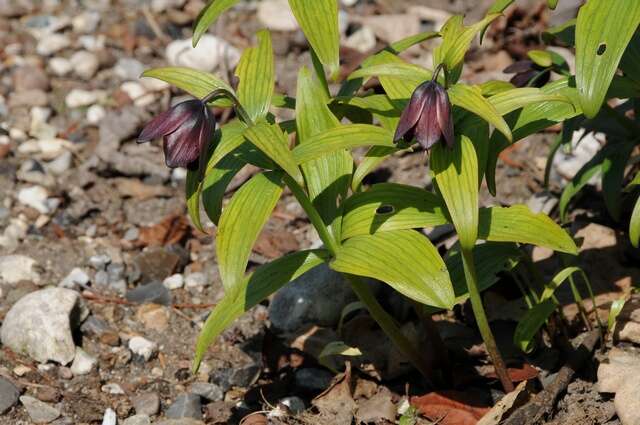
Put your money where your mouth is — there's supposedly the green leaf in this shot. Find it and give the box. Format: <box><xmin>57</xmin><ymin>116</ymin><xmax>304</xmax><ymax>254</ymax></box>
<box><xmin>142</xmin><ymin>67</ymin><xmax>234</xmax><ymax>106</ymax></box>
<box><xmin>289</xmin><ymin>0</ymin><xmax>340</xmax><ymax>77</ymax></box>
<box><xmin>295</xmin><ymin>67</ymin><xmax>352</xmax><ymax>242</ymax></box>
<box><xmin>389</xmin><ymin>31</ymin><xmax>440</xmax><ymax>54</ymax></box>
<box><xmin>341</xmin><ymin>183</ymin><xmax>448</xmax><ymax>240</ymax></box>
<box><xmin>193</xmin><ymin>249</ymin><xmax>328</xmax><ymax>370</ymax></box>
<box><xmin>514</xmin><ymin>299</ymin><xmax>556</xmax><ymax>353</ymax></box>
<box><xmin>621</xmin><ymin>31</ymin><xmax>640</xmax><ymax>85</ymax></box>
<box><xmin>432</xmin><ymin>135</ymin><xmax>478</xmax><ymax>250</ymax></box>
<box><xmin>539</xmin><ymin>266</ymin><xmax>582</xmax><ymax>302</ymax></box>
<box><xmin>207</xmin><ymin>120</ymin><xmax>247</xmax><ymax>171</ymax></box>
<box><xmin>186</xmin><ymin>168</ymin><xmax>204</xmax><ymax>232</ymax></box>
<box><xmin>478</xmin><ymin>205</ymin><xmax>578</xmax><ymax>254</ymax></box>
<box><xmin>331</xmin><ymin>230</ymin><xmax>454</xmax><ymax>309</ymax></box>
<box><xmin>244</xmin><ymin>121</ymin><xmax>304</xmax><ymax>186</ymax></box>
<box><xmin>609</xmin><ymin>298</ymin><xmax>627</xmax><ymax>332</ymax></box>
<box><xmin>543</xmin><ymin>19</ymin><xmax>576</xmax><ymax>46</ymax></box>
<box><xmin>575</xmin><ymin>0</ymin><xmax>640</xmax><ymax>117</ymax></box>
<box><xmin>446</xmin><ymin>242</ymin><xmax>520</xmax><ymax>305</ymax></box>
<box><xmin>547</xmin><ymin>0</ymin><xmax>559</xmax><ymax>9</ymax></box>
<box><xmin>201</xmin><ymin>155</ymin><xmax>244</xmax><ymax>226</ymax></box>
<box><xmin>631</xmin><ymin>195</ymin><xmax>640</xmax><ymax>248</ymax></box>
<box><xmin>235</xmin><ymin>30</ymin><xmax>275</xmax><ymax>122</ymax></box>
<box><xmin>351</xmin><ymin>146</ymin><xmax>404</xmax><ymax>192</ymax></box>
<box><xmin>339</xmin><ymin>95</ymin><xmax>402</xmax><ymax>131</ymax></box>
<box><xmin>217</xmin><ymin>171</ymin><xmax>284</xmax><ymax>293</ymax></box>
<box><xmin>480</xmin><ymin>1</ymin><xmax>513</xmax><ymax>41</ymax></box>
<box><xmin>318</xmin><ymin>341</ymin><xmax>362</xmax><ymax>372</ymax></box>
<box><xmin>192</xmin><ymin>0</ymin><xmax>239</xmax><ymax>47</ymax></box>
<box><xmin>433</xmin><ymin>13</ymin><xmax>501</xmax><ymax>83</ymax></box>
<box><xmin>527</xmin><ymin>50</ymin><xmax>553</xmax><ymax>67</ymax></box>
<box><xmin>292</xmin><ymin>124</ymin><xmax>393</xmax><ymax>164</ymax></box>
<box><xmin>348</xmin><ymin>62</ymin><xmax>431</xmax><ymax>83</ymax></box>
<box><xmin>448</xmin><ymin>84</ymin><xmax>512</xmax><ymax>142</ymax></box>
<box><xmin>479</xmin><ymin>80</ymin><xmax>515</xmax><ymax>96</ymax></box>
<box><xmin>488</xmin><ymin>88</ymin><xmax>572</xmax><ymax>116</ymax></box>
<box><xmin>602</xmin><ymin>145</ymin><xmax>633</xmax><ymax>221</ymax></box>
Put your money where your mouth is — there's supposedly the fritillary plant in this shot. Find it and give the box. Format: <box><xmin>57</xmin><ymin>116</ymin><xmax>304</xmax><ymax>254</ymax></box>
<box><xmin>137</xmin><ymin>0</ymin><xmax>640</xmax><ymax>392</ymax></box>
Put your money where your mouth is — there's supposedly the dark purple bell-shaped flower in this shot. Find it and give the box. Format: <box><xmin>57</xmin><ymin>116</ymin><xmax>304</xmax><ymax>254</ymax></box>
<box><xmin>393</xmin><ymin>79</ymin><xmax>454</xmax><ymax>150</ymax></box>
<box><xmin>138</xmin><ymin>99</ymin><xmax>215</xmax><ymax>170</ymax></box>
<box><xmin>503</xmin><ymin>60</ymin><xmax>550</xmax><ymax>88</ymax></box>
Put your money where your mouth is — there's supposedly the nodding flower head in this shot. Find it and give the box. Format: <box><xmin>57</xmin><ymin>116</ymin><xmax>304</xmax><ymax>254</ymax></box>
<box><xmin>138</xmin><ymin>99</ymin><xmax>215</xmax><ymax>170</ymax></box>
<box><xmin>393</xmin><ymin>78</ymin><xmax>454</xmax><ymax>150</ymax></box>
<box><xmin>503</xmin><ymin>60</ymin><xmax>550</xmax><ymax>88</ymax></box>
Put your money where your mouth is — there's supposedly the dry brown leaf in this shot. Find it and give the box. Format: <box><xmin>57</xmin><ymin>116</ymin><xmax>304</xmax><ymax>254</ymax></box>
<box><xmin>312</xmin><ymin>363</ymin><xmax>356</xmax><ymax>425</ymax></box>
<box><xmin>137</xmin><ymin>214</ymin><xmax>190</xmax><ymax>247</ymax></box>
<box><xmin>411</xmin><ymin>390</ymin><xmax>491</xmax><ymax>425</ymax></box>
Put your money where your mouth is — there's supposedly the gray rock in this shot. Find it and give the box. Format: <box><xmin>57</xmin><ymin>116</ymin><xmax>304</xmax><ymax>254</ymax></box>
<box><xmin>70</xmin><ymin>51</ymin><xmax>100</xmax><ymax>79</ymax></box>
<box><xmin>59</xmin><ymin>267</ymin><xmax>90</xmax><ymax>289</ymax></box>
<box><xmin>123</xmin><ymin>414</ymin><xmax>151</xmax><ymax>425</ymax></box>
<box><xmin>0</xmin><ymin>376</ymin><xmax>20</xmax><ymax>414</ymax></box>
<box><xmin>94</xmin><ymin>270</ymin><xmax>109</xmax><ymax>287</ymax></box>
<box><xmin>36</xmin><ymin>34</ymin><xmax>70</xmax><ymax>56</ymax></box>
<box><xmin>131</xmin><ymin>392</ymin><xmax>160</xmax><ymax>416</ymax></box>
<box><xmin>46</xmin><ymin>151</ymin><xmax>73</xmax><ymax>175</ymax></box>
<box><xmin>123</xmin><ymin>227</ymin><xmax>139</xmax><ymax>241</ymax></box>
<box><xmin>166</xmin><ymin>394</ymin><xmax>202</xmax><ymax>420</ymax></box>
<box><xmin>89</xmin><ymin>254</ymin><xmax>111</xmax><ymax>271</ymax></box>
<box><xmin>155</xmin><ymin>420</ymin><xmax>205</xmax><ymax>425</ymax></box>
<box><xmin>9</xmin><ymin>89</ymin><xmax>48</xmax><ymax>107</ymax></box>
<box><xmin>107</xmin><ymin>263</ymin><xmax>126</xmax><ymax>282</ymax></box>
<box><xmin>125</xmin><ymin>282</ymin><xmax>171</xmax><ymax>305</ymax></box>
<box><xmin>269</xmin><ymin>263</ymin><xmax>355</xmax><ymax>332</ymax></box>
<box><xmin>280</xmin><ymin>396</ymin><xmax>305</xmax><ymax>414</ymax></box>
<box><xmin>133</xmin><ymin>247</ymin><xmax>181</xmax><ymax>284</ymax></box>
<box><xmin>210</xmin><ymin>352</ymin><xmax>261</xmax><ymax>392</ymax></box>
<box><xmin>70</xmin><ymin>347</ymin><xmax>97</xmax><ymax>375</ymax></box>
<box><xmin>1</xmin><ymin>287</ymin><xmax>88</xmax><ymax>364</ymax></box>
<box><xmin>114</xmin><ymin>58</ymin><xmax>145</xmax><ymax>81</ymax></box>
<box><xmin>165</xmin><ymin>35</ymin><xmax>240</xmax><ymax>72</ymax></box>
<box><xmin>14</xmin><ymin>65</ymin><xmax>49</xmax><ymax>92</ymax></box>
<box><xmin>72</xmin><ymin>11</ymin><xmax>101</xmax><ymax>33</ymax></box>
<box><xmin>189</xmin><ymin>383</ymin><xmax>223</xmax><ymax>402</ymax></box>
<box><xmin>80</xmin><ymin>316</ymin><xmax>119</xmax><ymax>345</ymax></box>
<box><xmin>184</xmin><ymin>272</ymin><xmax>207</xmax><ymax>288</ymax></box>
<box><xmin>0</xmin><ymin>255</ymin><xmax>40</xmax><ymax>285</ymax></box>
<box><xmin>20</xmin><ymin>395</ymin><xmax>61</xmax><ymax>423</ymax></box>
<box><xmin>294</xmin><ymin>368</ymin><xmax>333</xmax><ymax>392</ymax></box>
<box><xmin>17</xmin><ymin>186</ymin><xmax>50</xmax><ymax>214</ymax></box>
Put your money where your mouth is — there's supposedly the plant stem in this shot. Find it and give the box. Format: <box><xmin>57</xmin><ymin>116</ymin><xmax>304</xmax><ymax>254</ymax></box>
<box><xmin>461</xmin><ymin>248</ymin><xmax>514</xmax><ymax>393</ymax></box>
<box><xmin>283</xmin><ymin>175</ymin><xmax>339</xmax><ymax>256</ymax></box>
<box><xmin>347</xmin><ymin>274</ymin><xmax>434</xmax><ymax>385</ymax></box>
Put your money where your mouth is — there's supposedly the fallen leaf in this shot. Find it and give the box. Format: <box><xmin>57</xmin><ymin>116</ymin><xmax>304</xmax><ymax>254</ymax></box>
<box><xmin>253</xmin><ymin>226</ymin><xmax>299</xmax><ymax>259</ymax></box>
<box><xmin>137</xmin><ymin>214</ymin><xmax>190</xmax><ymax>247</ymax></box>
<box><xmin>484</xmin><ymin>363</ymin><xmax>539</xmax><ymax>383</ymax></box>
<box><xmin>411</xmin><ymin>390</ymin><xmax>491</xmax><ymax>425</ymax></box>
<box><xmin>112</xmin><ymin>177</ymin><xmax>172</xmax><ymax>200</ymax></box>
<box><xmin>356</xmin><ymin>387</ymin><xmax>397</xmax><ymax>424</ymax></box>
<box><xmin>476</xmin><ymin>380</ymin><xmax>534</xmax><ymax>425</ymax></box>
<box><xmin>312</xmin><ymin>363</ymin><xmax>356</xmax><ymax>425</ymax></box>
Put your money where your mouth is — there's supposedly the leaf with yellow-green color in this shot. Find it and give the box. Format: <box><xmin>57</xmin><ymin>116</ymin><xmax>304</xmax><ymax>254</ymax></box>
<box><xmin>448</xmin><ymin>84</ymin><xmax>512</xmax><ymax>142</ymax></box>
<box><xmin>192</xmin><ymin>0</ymin><xmax>239</xmax><ymax>47</ymax></box>
<box><xmin>235</xmin><ymin>30</ymin><xmax>275</xmax><ymax>121</ymax></box>
<box><xmin>142</xmin><ymin>67</ymin><xmax>234</xmax><ymax>107</ymax></box>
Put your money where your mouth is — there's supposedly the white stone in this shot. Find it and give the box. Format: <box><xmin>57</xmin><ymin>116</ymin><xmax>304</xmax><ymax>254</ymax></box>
<box><xmin>36</xmin><ymin>33</ymin><xmax>71</xmax><ymax>56</ymax></box>
<box><xmin>128</xmin><ymin>336</ymin><xmax>157</xmax><ymax>361</ymax></box>
<box><xmin>341</xmin><ymin>0</ymin><xmax>359</xmax><ymax>6</ymax></box>
<box><xmin>72</xmin><ymin>11</ymin><xmax>101</xmax><ymax>34</ymax></box>
<box><xmin>70</xmin><ymin>347</ymin><xmax>97</xmax><ymax>375</ymax></box>
<box><xmin>102</xmin><ymin>408</ymin><xmax>117</xmax><ymax>425</ymax></box>
<box><xmin>120</xmin><ymin>81</ymin><xmax>155</xmax><ymax>107</ymax></box>
<box><xmin>185</xmin><ymin>272</ymin><xmax>207</xmax><ymax>288</ymax></box>
<box><xmin>70</xmin><ymin>50</ymin><xmax>100</xmax><ymax>79</ymax></box>
<box><xmin>78</xmin><ymin>35</ymin><xmax>106</xmax><ymax>51</ymax></box>
<box><xmin>65</xmin><ymin>89</ymin><xmax>105</xmax><ymax>108</ymax></box>
<box><xmin>59</xmin><ymin>267</ymin><xmax>90</xmax><ymax>289</ymax></box>
<box><xmin>166</xmin><ymin>35</ymin><xmax>240</xmax><ymax>72</ymax></box>
<box><xmin>114</xmin><ymin>57</ymin><xmax>145</xmax><ymax>81</ymax></box>
<box><xmin>140</xmin><ymin>77</ymin><xmax>170</xmax><ymax>92</ymax></box>
<box><xmin>102</xmin><ymin>383</ymin><xmax>125</xmax><ymax>395</ymax></box>
<box><xmin>1</xmin><ymin>288</ymin><xmax>89</xmax><ymax>364</ymax></box>
<box><xmin>344</xmin><ymin>26</ymin><xmax>376</xmax><ymax>53</ymax></box>
<box><xmin>46</xmin><ymin>150</ymin><xmax>73</xmax><ymax>175</ymax></box>
<box><xmin>86</xmin><ymin>104</ymin><xmax>106</xmax><ymax>125</ymax></box>
<box><xmin>257</xmin><ymin>0</ymin><xmax>299</xmax><ymax>31</ymax></box>
<box><xmin>49</xmin><ymin>57</ymin><xmax>73</xmax><ymax>77</ymax></box>
<box><xmin>553</xmin><ymin>129</ymin><xmax>604</xmax><ymax>182</ymax></box>
<box><xmin>17</xmin><ymin>186</ymin><xmax>50</xmax><ymax>214</ymax></box>
<box><xmin>163</xmin><ymin>274</ymin><xmax>184</xmax><ymax>290</ymax></box>
<box><xmin>0</xmin><ymin>255</ymin><xmax>40</xmax><ymax>285</ymax></box>
<box><xmin>151</xmin><ymin>0</ymin><xmax>186</xmax><ymax>13</ymax></box>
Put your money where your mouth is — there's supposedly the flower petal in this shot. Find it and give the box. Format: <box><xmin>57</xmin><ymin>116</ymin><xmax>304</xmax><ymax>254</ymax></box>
<box><xmin>503</xmin><ymin>60</ymin><xmax>535</xmax><ymax>74</ymax></box>
<box><xmin>435</xmin><ymin>86</ymin><xmax>454</xmax><ymax>148</ymax></box>
<box><xmin>393</xmin><ymin>81</ymin><xmax>431</xmax><ymax>143</ymax></box>
<box><xmin>163</xmin><ymin>114</ymin><xmax>206</xmax><ymax>168</ymax></box>
<box><xmin>138</xmin><ymin>99</ymin><xmax>203</xmax><ymax>142</ymax></box>
<box><xmin>415</xmin><ymin>90</ymin><xmax>440</xmax><ymax>150</ymax></box>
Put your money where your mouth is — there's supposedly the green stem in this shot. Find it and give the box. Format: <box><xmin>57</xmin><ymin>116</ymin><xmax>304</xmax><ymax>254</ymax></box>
<box><xmin>461</xmin><ymin>248</ymin><xmax>514</xmax><ymax>393</ymax></box>
<box><xmin>201</xmin><ymin>88</ymin><xmax>253</xmax><ymax>125</ymax></box>
<box><xmin>347</xmin><ymin>274</ymin><xmax>434</xmax><ymax>385</ymax></box>
<box><xmin>283</xmin><ymin>174</ymin><xmax>339</xmax><ymax>256</ymax></box>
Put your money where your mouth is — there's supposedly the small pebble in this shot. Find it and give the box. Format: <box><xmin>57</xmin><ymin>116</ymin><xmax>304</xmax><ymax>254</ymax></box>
<box><xmin>131</xmin><ymin>392</ymin><xmax>160</xmax><ymax>416</ymax></box>
<box><xmin>123</xmin><ymin>414</ymin><xmax>151</xmax><ymax>425</ymax></box>
<box><xmin>48</xmin><ymin>57</ymin><xmax>72</xmax><ymax>77</ymax></box>
<box><xmin>59</xmin><ymin>267</ymin><xmax>90</xmax><ymax>289</ymax></box>
<box><xmin>128</xmin><ymin>336</ymin><xmax>157</xmax><ymax>361</ymax></box>
<box><xmin>163</xmin><ymin>274</ymin><xmax>184</xmax><ymax>290</ymax></box>
<box><xmin>87</xmin><ymin>104</ymin><xmax>106</xmax><ymax>124</ymax></box>
<box><xmin>89</xmin><ymin>254</ymin><xmax>111</xmax><ymax>271</ymax></box>
<box><xmin>70</xmin><ymin>347</ymin><xmax>97</xmax><ymax>375</ymax></box>
<box><xmin>70</xmin><ymin>50</ymin><xmax>100</xmax><ymax>79</ymax></box>
<box><xmin>102</xmin><ymin>407</ymin><xmax>117</xmax><ymax>425</ymax></box>
<box><xmin>185</xmin><ymin>272</ymin><xmax>207</xmax><ymax>288</ymax></box>
<box><xmin>101</xmin><ymin>383</ymin><xmax>125</xmax><ymax>395</ymax></box>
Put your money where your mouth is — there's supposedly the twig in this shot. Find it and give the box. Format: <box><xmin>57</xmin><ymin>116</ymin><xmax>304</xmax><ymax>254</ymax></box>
<box><xmin>82</xmin><ymin>291</ymin><xmax>216</xmax><ymax>309</ymax></box>
<box><xmin>502</xmin><ymin>329</ymin><xmax>600</xmax><ymax>425</ymax></box>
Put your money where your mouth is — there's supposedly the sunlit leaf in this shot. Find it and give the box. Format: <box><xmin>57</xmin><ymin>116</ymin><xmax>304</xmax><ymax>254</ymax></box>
<box><xmin>193</xmin><ymin>249</ymin><xmax>329</xmax><ymax>370</ymax></box>
<box><xmin>540</xmin><ymin>266</ymin><xmax>582</xmax><ymax>302</ymax></box>
<box><xmin>142</xmin><ymin>67</ymin><xmax>234</xmax><ymax>107</ymax></box>
<box><xmin>289</xmin><ymin>0</ymin><xmax>340</xmax><ymax>77</ymax></box>
<box><xmin>575</xmin><ymin>0</ymin><xmax>640</xmax><ymax>117</ymax></box>
<box><xmin>478</xmin><ymin>205</ymin><xmax>578</xmax><ymax>254</ymax></box>
<box><xmin>217</xmin><ymin>172</ymin><xmax>284</xmax><ymax>293</ymax></box>
<box><xmin>244</xmin><ymin>121</ymin><xmax>304</xmax><ymax>185</ymax></box>
<box><xmin>192</xmin><ymin>0</ymin><xmax>239</xmax><ymax>47</ymax></box>
<box><xmin>292</xmin><ymin>124</ymin><xmax>393</xmax><ymax>164</ymax></box>
<box><xmin>609</xmin><ymin>298</ymin><xmax>627</xmax><ymax>332</ymax></box>
<box><xmin>341</xmin><ymin>183</ymin><xmax>447</xmax><ymax>240</ymax></box>
<box><xmin>348</xmin><ymin>62</ymin><xmax>431</xmax><ymax>83</ymax></box>
<box><xmin>235</xmin><ymin>30</ymin><xmax>275</xmax><ymax>121</ymax></box>
<box><xmin>631</xmin><ymin>196</ymin><xmax>640</xmax><ymax>248</ymax></box>
<box><xmin>331</xmin><ymin>230</ymin><xmax>454</xmax><ymax>309</ymax></box>
<box><xmin>527</xmin><ymin>50</ymin><xmax>553</xmax><ymax>67</ymax></box>
<box><xmin>432</xmin><ymin>135</ymin><xmax>478</xmax><ymax>250</ymax></box>
<box><xmin>488</xmin><ymin>88</ymin><xmax>572</xmax><ymax>116</ymax></box>
<box><xmin>318</xmin><ymin>341</ymin><xmax>362</xmax><ymax>372</ymax></box>
<box><xmin>448</xmin><ymin>84</ymin><xmax>512</xmax><ymax>141</ymax></box>
<box><xmin>351</xmin><ymin>146</ymin><xmax>405</xmax><ymax>192</ymax></box>
<box><xmin>295</xmin><ymin>67</ymin><xmax>352</xmax><ymax>242</ymax></box>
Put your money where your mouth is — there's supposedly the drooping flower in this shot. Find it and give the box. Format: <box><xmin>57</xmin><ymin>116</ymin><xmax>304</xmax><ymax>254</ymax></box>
<box><xmin>503</xmin><ymin>60</ymin><xmax>550</xmax><ymax>88</ymax></box>
<box><xmin>393</xmin><ymin>80</ymin><xmax>454</xmax><ymax>150</ymax></box>
<box><xmin>138</xmin><ymin>99</ymin><xmax>215</xmax><ymax>170</ymax></box>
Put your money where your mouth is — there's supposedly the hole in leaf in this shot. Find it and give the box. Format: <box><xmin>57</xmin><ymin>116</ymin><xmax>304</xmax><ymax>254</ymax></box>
<box><xmin>597</xmin><ymin>43</ymin><xmax>607</xmax><ymax>56</ymax></box>
<box><xmin>376</xmin><ymin>205</ymin><xmax>395</xmax><ymax>215</ymax></box>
